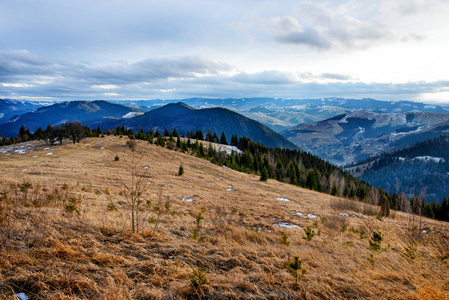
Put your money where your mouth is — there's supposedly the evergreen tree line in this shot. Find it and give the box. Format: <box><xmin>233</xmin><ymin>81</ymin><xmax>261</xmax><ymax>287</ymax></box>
<box><xmin>4</xmin><ymin>123</ymin><xmax>449</xmax><ymax>222</ymax></box>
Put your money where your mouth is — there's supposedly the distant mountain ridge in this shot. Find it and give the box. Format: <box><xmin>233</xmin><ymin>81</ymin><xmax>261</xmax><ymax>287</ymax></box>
<box><xmin>282</xmin><ymin>111</ymin><xmax>449</xmax><ymax>165</ymax></box>
<box><xmin>101</xmin><ymin>102</ymin><xmax>298</xmax><ymax>150</ymax></box>
<box><xmin>0</xmin><ymin>99</ymin><xmax>40</xmax><ymax>124</ymax></box>
<box><xmin>0</xmin><ymin>100</ymin><xmax>140</xmax><ymax>138</ymax></box>
<box><xmin>3</xmin><ymin>97</ymin><xmax>448</xmax><ymax>134</ymax></box>
<box><xmin>111</xmin><ymin>97</ymin><xmax>449</xmax><ymax>132</ymax></box>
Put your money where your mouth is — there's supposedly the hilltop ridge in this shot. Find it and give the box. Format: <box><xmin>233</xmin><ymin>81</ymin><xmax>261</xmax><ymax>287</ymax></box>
<box><xmin>0</xmin><ymin>136</ymin><xmax>448</xmax><ymax>299</ymax></box>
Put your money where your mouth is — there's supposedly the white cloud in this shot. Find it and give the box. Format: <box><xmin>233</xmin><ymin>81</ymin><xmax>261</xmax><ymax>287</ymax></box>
<box><xmin>92</xmin><ymin>85</ymin><xmax>118</xmax><ymax>89</ymax></box>
<box><xmin>2</xmin><ymin>82</ymin><xmax>34</xmax><ymax>87</ymax></box>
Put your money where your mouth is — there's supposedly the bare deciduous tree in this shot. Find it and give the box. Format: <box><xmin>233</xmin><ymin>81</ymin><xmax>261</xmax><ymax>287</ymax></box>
<box><xmin>118</xmin><ymin>141</ymin><xmax>150</xmax><ymax>232</ymax></box>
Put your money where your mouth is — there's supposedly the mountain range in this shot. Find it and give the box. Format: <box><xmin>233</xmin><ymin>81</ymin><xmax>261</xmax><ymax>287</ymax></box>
<box><xmin>111</xmin><ymin>97</ymin><xmax>449</xmax><ymax>132</ymax></box>
<box><xmin>0</xmin><ymin>100</ymin><xmax>140</xmax><ymax>138</ymax></box>
<box><xmin>282</xmin><ymin>111</ymin><xmax>449</xmax><ymax>165</ymax></box>
<box><xmin>0</xmin><ymin>99</ymin><xmax>40</xmax><ymax>124</ymax></box>
<box><xmin>0</xmin><ymin>100</ymin><xmax>297</xmax><ymax>150</ymax></box>
<box><xmin>100</xmin><ymin>102</ymin><xmax>298</xmax><ymax>150</ymax></box>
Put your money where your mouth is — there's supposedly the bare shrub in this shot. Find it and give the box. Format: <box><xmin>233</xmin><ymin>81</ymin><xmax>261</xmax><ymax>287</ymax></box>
<box><xmin>326</xmin><ymin>215</ymin><xmax>350</xmax><ymax>232</ymax></box>
<box><xmin>166</xmin><ymin>141</ymin><xmax>176</xmax><ymax>150</ymax></box>
<box><xmin>126</xmin><ymin>139</ymin><xmax>138</xmax><ymax>151</ymax></box>
<box><xmin>331</xmin><ymin>198</ymin><xmax>359</xmax><ymax>213</ymax></box>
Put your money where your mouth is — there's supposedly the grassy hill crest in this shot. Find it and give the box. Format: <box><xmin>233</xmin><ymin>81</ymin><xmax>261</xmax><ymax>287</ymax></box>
<box><xmin>0</xmin><ymin>136</ymin><xmax>448</xmax><ymax>299</ymax></box>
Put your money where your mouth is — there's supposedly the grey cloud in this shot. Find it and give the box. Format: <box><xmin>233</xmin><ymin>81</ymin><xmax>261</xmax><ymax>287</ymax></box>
<box><xmin>401</xmin><ymin>33</ymin><xmax>427</xmax><ymax>42</ymax></box>
<box><xmin>231</xmin><ymin>70</ymin><xmax>298</xmax><ymax>85</ymax></box>
<box><xmin>1</xmin><ymin>51</ymin><xmax>448</xmax><ymax>103</ymax></box>
<box><xmin>270</xmin><ymin>16</ymin><xmax>331</xmax><ymax>49</ymax></box>
<box><xmin>320</xmin><ymin>73</ymin><xmax>353</xmax><ymax>81</ymax></box>
<box><xmin>0</xmin><ymin>50</ymin><xmax>62</xmax><ymax>78</ymax></box>
<box><xmin>2</xmin><ymin>68</ymin><xmax>449</xmax><ymax>103</ymax></box>
<box><xmin>270</xmin><ymin>2</ymin><xmax>394</xmax><ymax>51</ymax></box>
<box><xmin>0</xmin><ymin>51</ymin><xmax>233</xmax><ymax>86</ymax></box>
<box><xmin>395</xmin><ymin>0</ymin><xmax>444</xmax><ymax>15</ymax></box>
<box><xmin>275</xmin><ymin>28</ymin><xmax>331</xmax><ymax>49</ymax></box>
<box><xmin>84</xmin><ymin>56</ymin><xmax>234</xmax><ymax>84</ymax></box>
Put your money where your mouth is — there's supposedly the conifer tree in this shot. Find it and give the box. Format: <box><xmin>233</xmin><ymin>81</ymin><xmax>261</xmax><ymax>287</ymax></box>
<box><xmin>286</xmin><ymin>256</ymin><xmax>306</xmax><ymax>285</ymax></box>
<box><xmin>220</xmin><ymin>132</ymin><xmax>227</xmax><ymax>145</ymax></box>
<box><xmin>260</xmin><ymin>167</ymin><xmax>269</xmax><ymax>181</ymax></box>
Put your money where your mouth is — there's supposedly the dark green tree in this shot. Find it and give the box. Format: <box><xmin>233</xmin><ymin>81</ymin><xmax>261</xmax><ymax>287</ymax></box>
<box><xmin>220</xmin><ymin>131</ymin><xmax>227</xmax><ymax>145</ymax></box>
<box><xmin>260</xmin><ymin>167</ymin><xmax>269</xmax><ymax>181</ymax></box>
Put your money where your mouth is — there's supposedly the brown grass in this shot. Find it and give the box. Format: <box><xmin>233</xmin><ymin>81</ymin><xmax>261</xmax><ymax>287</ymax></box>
<box><xmin>0</xmin><ymin>136</ymin><xmax>448</xmax><ymax>299</ymax></box>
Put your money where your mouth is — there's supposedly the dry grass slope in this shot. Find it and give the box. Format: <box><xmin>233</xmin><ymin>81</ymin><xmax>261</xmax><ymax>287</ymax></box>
<box><xmin>0</xmin><ymin>137</ymin><xmax>448</xmax><ymax>299</ymax></box>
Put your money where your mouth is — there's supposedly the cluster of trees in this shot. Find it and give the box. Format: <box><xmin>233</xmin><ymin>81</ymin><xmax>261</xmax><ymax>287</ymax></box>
<box><xmin>4</xmin><ymin>123</ymin><xmax>449</xmax><ymax>222</ymax></box>
<box><xmin>0</xmin><ymin>122</ymin><xmax>101</xmax><ymax>146</ymax></box>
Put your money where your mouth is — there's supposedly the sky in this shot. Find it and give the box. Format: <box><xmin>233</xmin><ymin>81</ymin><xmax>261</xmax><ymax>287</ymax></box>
<box><xmin>1</xmin><ymin>0</ymin><xmax>449</xmax><ymax>104</ymax></box>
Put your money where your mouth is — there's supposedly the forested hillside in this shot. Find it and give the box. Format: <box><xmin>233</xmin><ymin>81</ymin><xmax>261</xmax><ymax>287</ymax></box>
<box><xmin>100</xmin><ymin>102</ymin><xmax>298</xmax><ymax>150</ymax></box>
<box><xmin>348</xmin><ymin>136</ymin><xmax>449</xmax><ymax>204</ymax></box>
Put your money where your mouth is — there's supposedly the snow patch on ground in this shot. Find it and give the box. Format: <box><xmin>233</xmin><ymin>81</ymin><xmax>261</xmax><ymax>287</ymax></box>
<box><xmin>9</xmin><ymin>115</ymin><xmax>20</xmax><ymax>122</ymax></box>
<box><xmin>16</xmin><ymin>293</ymin><xmax>29</xmax><ymax>300</ymax></box>
<box><xmin>227</xmin><ymin>185</ymin><xmax>235</xmax><ymax>191</ymax></box>
<box><xmin>276</xmin><ymin>197</ymin><xmax>293</xmax><ymax>202</ymax></box>
<box><xmin>122</xmin><ymin>112</ymin><xmax>138</xmax><ymax>119</ymax></box>
<box><xmin>46</xmin><ymin>152</ymin><xmax>53</xmax><ymax>155</ymax></box>
<box><xmin>274</xmin><ymin>222</ymin><xmax>301</xmax><ymax>229</ymax></box>
<box><xmin>292</xmin><ymin>211</ymin><xmax>319</xmax><ymax>218</ymax></box>
<box><xmin>212</xmin><ymin>144</ymin><xmax>243</xmax><ymax>155</ymax></box>
<box><xmin>182</xmin><ymin>197</ymin><xmax>194</xmax><ymax>202</ymax></box>
<box><xmin>338</xmin><ymin>212</ymin><xmax>359</xmax><ymax>218</ymax></box>
<box><xmin>414</xmin><ymin>156</ymin><xmax>445</xmax><ymax>163</ymax></box>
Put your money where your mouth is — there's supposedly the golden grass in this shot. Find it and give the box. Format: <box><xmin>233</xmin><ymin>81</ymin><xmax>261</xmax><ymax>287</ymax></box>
<box><xmin>0</xmin><ymin>136</ymin><xmax>448</xmax><ymax>299</ymax></box>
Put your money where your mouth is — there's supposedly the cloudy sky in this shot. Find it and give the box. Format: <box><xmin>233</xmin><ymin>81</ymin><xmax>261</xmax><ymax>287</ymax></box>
<box><xmin>1</xmin><ymin>0</ymin><xmax>449</xmax><ymax>103</ymax></box>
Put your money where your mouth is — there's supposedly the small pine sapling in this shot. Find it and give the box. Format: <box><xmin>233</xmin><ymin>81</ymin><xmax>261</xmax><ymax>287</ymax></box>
<box><xmin>191</xmin><ymin>208</ymin><xmax>206</xmax><ymax>240</ymax></box>
<box><xmin>280</xmin><ymin>232</ymin><xmax>290</xmax><ymax>246</ymax></box>
<box><xmin>286</xmin><ymin>256</ymin><xmax>306</xmax><ymax>286</ymax></box>
<box><xmin>303</xmin><ymin>226</ymin><xmax>316</xmax><ymax>241</ymax></box>
<box><xmin>190</xmin><ymin>268</ymin><xmax>208</xmax><ymax>297</ymax></box>
<box><xmin>360</xmin><ymin>228</ymin><xmax>368</xmax><ymax>239</ymax></box>
<box><xmin>369</xmin><ymin>231</ymin><xmax>383</xmax><ymax>251</ymax></box>
<box><xmin>178</xmin><ymin>164</ymin><xmax>184</xmax><ymax>176</ymax></box>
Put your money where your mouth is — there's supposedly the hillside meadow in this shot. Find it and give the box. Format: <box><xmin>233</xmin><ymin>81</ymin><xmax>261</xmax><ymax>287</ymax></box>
<box><xmin>0</xmin><ymin>136</ymin><xmax>448</xmax><ymax>299</ymax></box>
